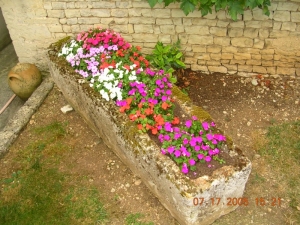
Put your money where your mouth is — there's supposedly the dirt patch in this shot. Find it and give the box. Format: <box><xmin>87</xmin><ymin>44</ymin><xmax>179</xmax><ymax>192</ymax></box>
<box><xmin>1</xmin><ymin>69</ymin><xmax>300</xmax><ymax>224</ymax></box>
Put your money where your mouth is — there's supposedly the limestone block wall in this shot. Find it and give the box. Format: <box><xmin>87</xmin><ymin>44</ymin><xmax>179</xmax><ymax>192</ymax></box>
<box><xmin>0</xmin><ymin>0</ymin><xmax>299</xmax><ymax>76</ymax></box>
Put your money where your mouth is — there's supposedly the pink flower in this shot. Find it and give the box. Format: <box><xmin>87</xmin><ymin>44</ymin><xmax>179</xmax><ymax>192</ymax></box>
<box><xmin>192</xmin><ymin>116</ymin><xmax>198</xmax><ymax>120</ymax></box>
<box><xmin>174</xmin><ymin>150</ymin><xmax>181</xmax><ymax>158</ymax></box>
<box><xmin>202</xmin><ymin>122</ymin><xmax>209</xmax><ymax>131</ymax></box>
<box><xmin>197</xmin><ymin>154</ymin><xmax>204</xmax><ymax>160</ymax></box>
<box><xmin>205</xmin><ymin>156</ymin><xmax>211</xmax><ymax>162</ymax></box>
<box><xmin>185</xmin><ymin>120</ymin><xmax>192</xmax><ymax>128</ymax></box>
<box><xmin>181</xmin><ymin>163</ymin><xmax>189</xmax><ymax>174</ymax></box>
<box><xmin>189</xmin><ymin>159</ymin><xmax>196</xmax><ymax>166</ymax></box>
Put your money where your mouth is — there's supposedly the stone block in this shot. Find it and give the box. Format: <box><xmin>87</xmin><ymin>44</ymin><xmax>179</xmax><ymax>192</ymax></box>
<box><xmin>110</xmin><ymin>24</ymin><xmax>128</xmax><ymax>33</ymax></box>
<box><xmin>74</xmin><ymin>2</ymin><xmax>89</xmax><ymax>9</ymax></box>
<box><xmin>116</xmin><ymin>2</ymin><xmax>132</xmax><ymax>8</ymax></box>
<box><xmin>207</xmin><ymin>46</ymin><xmax>222</xmax><ymax>53</ymax></box>
<box><xmin>262</xmin><ymin>21</ymin><xmax>273</xmax><ymax>28</ymax></box>
<box><xmin>291</xmin><ymin>12</ymin><xmax>300</xmax><ymax>22</ymax></box>
<box><xmin>191</xmin><ymin>64</ymin><xmax>208</xmax><ymax>72</ymax></box>
<box><xmin>160</xmin><ymin>25</ymin><xmax>176</xmax><ymax>34</ymax></box>
<box><xmin>243</xmin><ymin>11</ymin><xmax>253</xmax><ymax>21</ymax></box>
<box><xmin>216</xmin><ymin>21</ymin><xmax>229</xmax><ymax>27</ymax></box>
<box><xmin>91</xmin><ymin>9</ymin><xmax>111</xmax><ymax>17</ymax></box>
<box><xmin>78</xmin><ymin>17</ymin><xmax>100</xmax><ymax>25</ymax></box>
<box><xmin>47</xmin><ymin>10</ymin><xmax>65</xmax><ymax>18</ymax></box>
<box><xmin>252</xmin><ymin>54</ymin><xmax>262</xmax><ymax>60</ymax></box>
<box><xmin>173</xmin><ymin>18</ymin><xmax>183</xmax><ymax>25</ymax></box>
<box><xmin>273</xmin><ymin>11</ymin><xmax>290</xmax><ymax>22</ymax></box>
<box><xmin>175</xmin><ymin>26</ymin><xmax>184</xmax><ymax>33</ymax></box>
<box><xmin>277</xmin><ymin>2</ymin><xmax>299</xmax><ymax>11</ymax></box>
<box><xmin>277</xmin><ymin>67</ymin><xmax>296</xmax><ymax>75</ymax></box>
<box><xmin>192</xmin><ymin>45</ymin><xmax>206</xmax><ymax>53</ymax></box>
<box><xmin>228</xmin><ymin>28</ymin><xmax>243</xmax><ymax>37</ymax></box>
<box><xmin>52</xmin><ymin>2</ymin><xmax>66</xmax><ymax>10</ymax></box>
<box><xmin>253</xmin><ymin>39</ymin><xmax>264</xmax><ymax>49</ymax></box>
<box><xmin>192</xmin><ymin>18</ymin><xmax>217</xmax><ymax>26</ymax></box>
<box><xmin>128</xmin><ymin>8</ymin><xmax>142</xmax><ymax>17</ymax></box>
<box><xmin>134</xmin><ymin>25</ymin><xmax>154</xmax><ymax>33</ymax></box>
<box><xmin>253</xmin><ymin>66</ymin><xmax>267</xmax><ymax>73</ymax></box>
<box><xmin>188</xmin><ymin>35</ymin><xmax>213</xmax><ymax>45</ymax></box>
<box><xmin>183</xmin><ymin>18</ymin><xmax>193</xmax><ymax>26</ymax></box>
<box><xmin>185</xmin><ymin>57</ymin><xmax>198</xmax><ymax>64</ymax></box>
<box><xmin>270</xmin><ymin>30</ymin><xmax>291</xmax><ymax>38</ymax></box>
<box><xmin>229</xmin><ymin>21</ymin><xmax>244</xmax><ymax>28</ymax></box>
<box><xmin>65</xmin><ymin>9</ymin><xmax>79</xmax><ymax>18</ymax></box>
<box><xmin>184</xmin><ymin>26</ymin><xmax>210</xmax><ymax>35</ymax></box>
<box><xmin>238</xmin><ymin>65</ymin><xmax>253</xmax><ymax>72</ymax></box>
<box><xmin>209</xmin><ymin>27</ymin><xmax>227</xmax><ymax>36</ymax></box>
<box><xmin>244</xmin><ymin>28</ymin><xmax>258</xmax><ymax>38</ymax></box>
<box><xmin>224</xmin><ymin>64</ymin><xmax>237</xmax><ymax>71</ymax></box>
<box><xmin>92</xmin><ymin>1</ymin><xmax>116</xmax><ymax>8</ymax></box>
<box><xmin>234</xmin><ymin>53</ymin><xmax>251</xmax><ymax>60</ymax></box>
<box><xmin>62</xmin><ymin>25</ymin><xmax>71</xmax><ymax>33</ymax></box>
<box><xmin>231</xmin><ymin>38</ymin><xmax>253</xmax><ymax>47</ymax></box>
<box><xmin>48</xmin><ymin>24</ymin><xmax>63</xmax><ymax>33</ymax></box>
<box><xmin>129</xmin><ymin>17</ymin><xmax>156</xmax><ymax>25</ymax></box>
<box><xmin>262</xmin><ymin>61</ymin><xmax>274</xmax><ymax>67</ymax></box>
<box><xmin>222</xmin><ymin>46</ymin><xmax>238</xmax><ymax>53</ymax></box>
<box><xmin>210</xmin><ymin>53</ymin><xmax>222</xmax><ymax>60</ymax></box>
<box><xmin>111</xmin><ymin>9</ymin><xmax>128</xmax><ymax>18</ymax></box>
<box><xmin>67</xmin><ymin>18</ymin><xmax>77</xmax><ymax>25</ymax></box>
<box><xmin>206</xmin><ymin>61</ymin><xmax>221</xmax><ymax>66</ymax></box>
<box><xmin>214</xmin><ymin>37</ymin><xmax>231</xmax><ymax>46</ymax></box>
<box><xmin>252</xmin><ymin>8</ymin><xmax>271</xmax><ymax>20</ymax></box>
<box><xmin>245</xmin><ymin>21</ymin><xmax>261</xmax><ymax>28</ymax></box>
<box><xmin>221</xmin><ymin>53</ymin><xmax>233</xmax><ymax>60</ymax></box>
<box><xmin>43</xmin><ymin>2</ymin><xmax>52</xmax><ymax>10</ymax></box>
<box><xmin>66</xmin><ymin>2</ymin><xmax>75</xmax><ymax>9</ymax></box>
<box><xmin>196</xmin><ymin>53</ymin><xmax>211</xmax><ymax>60</ymax></box>
<box><xmin>208</xmin><ymin>65</ymin><xmax>227</xmax><ymax>73</ymax></box>
<box><xmin>281</xmin><ymin>22</ymin><xmax>297</xmax><ymax>31</ymax></box>
<box><xmin>216</xmin><ymin>11</ymin><xmax>226</xmax><ymax>20</ymax></box>
<box><xmin>156</xmin><ymin>18</ymin><xmax>173</xmax><ymax>25</ymax></box>
<box><xmin>230</xmin><ymin>60</ymin><xmax>246</xmax><ymax>65</ymax></box>
<box><xmin>261</xmin><ymin>55</ymin><xmax>274</xmax><ymax>60</ymax></box>
<box><xmin>132</xmin><ymin>34</ymin><xmax>158</xmax><ymax>42</ymax></box>
<box><xmin>259</xmin><ymin>29</ymin><xmax>269</xmax><ymax>38</ymax></box>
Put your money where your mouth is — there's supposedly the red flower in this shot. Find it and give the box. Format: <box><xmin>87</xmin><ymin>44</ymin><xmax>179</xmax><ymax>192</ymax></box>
<box><xmin>146</xmin><ymin>124</ymin><xmax>152</xmax><ymax>130</ymax></box>
<box><xmin>124</xmin><ymin>65</ymin><xmax>130</xmax><ymax>71</ymax></box>
<box><xmin>145</xmin><ymin>108</ymin><xmax>153</xmax><ymax>115</ymax></box>
<box><xmin>151</xmin><ymin>127</ymin><xmax>158</xmax><ymax>135</ymax></box>
<box><xmin>162</xmin><ymin>102</ymin><xmax>169</xmax><ymax>110</ymax></box>
<box><xmin>137</xmin><ymin>124</ymin><xmax>143</xmax><ymax>130</ymax></box>
<box><xmin>138</xmin><ymin>102</ymin><xmax>143</xmax><ymax>108</ymax></box>
<box><xmin>172</xmin><ymin>117</ymin><xmax>180</xmax><ymax>125</ymax></box>
<box><xmin>136</xmin><ymin>46</ymin><xmax>141</xmax><ymax>51</ymax></box>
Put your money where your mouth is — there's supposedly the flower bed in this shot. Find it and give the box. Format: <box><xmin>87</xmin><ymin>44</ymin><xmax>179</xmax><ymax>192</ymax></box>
<box><xmin>48</xmin><ymin>28</ymin><xmax>252</xmax><ymax>225</ymax></box>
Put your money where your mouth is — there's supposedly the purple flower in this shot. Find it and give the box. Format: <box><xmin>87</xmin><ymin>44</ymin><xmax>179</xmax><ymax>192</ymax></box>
<box><xmin>211</xmin><ymin>122</ymin><xmax>216</xmax><ymax>127</ymax></box>
<box><xmin>174</xmin><ymin>150</ymin><xmax>181</xmax><ymax>158</ymax></box>
<box><xmin>128</xmin><ymin>89</ymin><xmax>136</xmax><ymax>95</ymax></box>
<box><xmin>208</xmin><ymin>149</ymin><xmax>214</xmax><ymax>156</ymax></box>
<box><xmin>192</xmin><ymin>116</ymin><xmax>198</xmax><ymax>120</ymax></box>
<box><xmin>167</xmin><ymin>146</ymin><xmax>175</xmax><ymax>154</ymax></box>
<box><xmin>174</xmin><ymin>133</ymin><xmax>182</xmax><ymax>140</ymax></box>
<box><xmin>202</xmin><ymin>122</ymin><xmax>209</xmax><ymax>131</ymax></box>
<box><xmin>185</xmin><ymin>120</ymin><xmax>192</xmax><ymax>128</ymax></box>
<box><xmin>161</xmin><ymin>149</ymin><xmax>166</xmax><ymax>155</ymax></box>
<box><xmin>205</xmin><ymin>156</ymin><xmax>211</xmax><ymax>162</ymax></box>
<box><xmin>183</xmin><ymin>138</ymin><xmax>189</xmax><ymax>145</ymax></box>
<box><xmin>214</xmin><ymin>134</ymin><xmax>226</xmax><ymax>141</ymax></box>
<box><xmin>180</xmin><ymin>146</ymin><xmax>187</xmax><ymax>152</ymax></box>
<box><xmin>190</xmin><ymin>137</ymin><xmax>197</xmax><ymax>147</ymax></box>
<box><xmin>213</xmin><ymin>148</ymin><xmax>220</xmax><ymax>155</ymax></box>
<box><xmin>156</xmin><ymin>79</ymin><xmax>162</xmax><ymax>85</ymax></box>
<box><xmin>194</xmin><ymin>145</ymin><xmax>200</xmax><ymax>151</ymax></box>
<box><xmin>189</xmin><ymin>159</ymin><xmax>196</xmax><ymax>166</ymax></box>
<box><xmin>197</xmin><ymin>154</ymin><xmax>204</xmax><ymax>160</ymax></box>
<box><xmin>181</xmin><ymin>163</ymin><xmax>189</xmax><ymax>174</ymax></box>
<box><xmin>165</xmin><ymin>89</ymin><xmax>172</xmax><ymax>95</ymax></box>
<box><xmin>201</xmin><ymin>144</ymin><xmax>209</xmax><ymax>151</ymax></box>
<box><xmin>161</xmin><ymin>95</ymin><xmax>168</xmax><ymax>102</ymax></box>
<box><xmin>164</xmin><ymin>135</ymin><xmax>170</xmax><ymax>141</ymax></box>
<box><xmin>164</xmin><ymin>122</ymin><xmax>172</xmax><ymax>132</ymax></box>
<box><xmin>206</xmin><ymin>133</ymin><xmax>213</xmax><ymax>141</ymax></box>
<box><xmin>146</xmin><ymin>68</ymin><xmax>155</xmax><ymax>76</ymax></box>
<box><xmin>162</xmin><ymin>77</ymin><xmax>167</xmax><ymax>82</ymax></box>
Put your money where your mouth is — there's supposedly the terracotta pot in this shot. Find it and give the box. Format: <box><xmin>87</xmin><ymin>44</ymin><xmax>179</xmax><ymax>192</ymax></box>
<box><xmin>8</xmin><ymin>63</ymin><xmax>42</xmax><ymax>100</ymax></box>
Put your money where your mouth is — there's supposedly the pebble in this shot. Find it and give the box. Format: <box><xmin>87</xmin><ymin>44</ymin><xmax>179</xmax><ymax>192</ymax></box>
<box><xmin>254</xmin><ymin>154</ymin><xmax>261</xmax><ymax>159</ymax></box>
<box><xmin>251</xmin><ymin>79</ymin><xmax>258</xmax><ymax>86</ymax></box>
<box><xmin>267</xmin><ymin>208</ymin><xmax>272</xmax><ymax>212</ymax></box>
<box><xmin>61</xmin><ymin>104</ymin><xmax>74</xmax><ymax>114</ymax></box>
<box><xmin>247</xmin><ymin>121</ymin><xmax>251</xmax><ymax>126</ymax></box>
<box><xmin>111</xmin><ymin>188</ymin><xmax>116</xmax><ymax>193</ymax></box>
<box><xmin>134</xmin><ymin>179</ymin><xmax>142</xmax><ymax>186</ymax></box>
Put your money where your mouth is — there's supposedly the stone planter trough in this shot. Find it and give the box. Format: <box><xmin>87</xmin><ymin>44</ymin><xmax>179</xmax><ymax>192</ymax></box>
<box><xmin>48</xmin><ymin>52</ymin><xmax>252</xmax><ymax>225</ymax></box>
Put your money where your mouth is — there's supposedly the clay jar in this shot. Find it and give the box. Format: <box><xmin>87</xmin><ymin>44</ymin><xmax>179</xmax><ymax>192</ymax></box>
<box><xmin>8</xmin><ymin>63</ymin><xmax>42</xmax><ymax>100</ymax></box>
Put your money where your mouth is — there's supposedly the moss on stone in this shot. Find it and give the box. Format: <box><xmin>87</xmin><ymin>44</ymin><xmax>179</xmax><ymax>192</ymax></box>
<box><xmin>172</xmin><ymin>85</ymin><xmax>191</xmax><ymax>103</ymax></box>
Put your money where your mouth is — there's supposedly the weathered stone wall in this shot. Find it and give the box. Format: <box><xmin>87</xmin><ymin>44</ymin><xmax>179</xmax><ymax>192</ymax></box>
<box><xmin>0</xmin><ymin>8</ymin><xmax>11</xmax><ymax>51</ymax></box>
<box><xmin>0</xmin><ymin>0</ymin><xmax>299</xmax><ymax>76</ymax></box>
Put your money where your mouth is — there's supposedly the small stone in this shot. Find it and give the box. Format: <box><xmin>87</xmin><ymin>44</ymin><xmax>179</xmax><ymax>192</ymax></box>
<box><xmin>254</xmin><ymin>154</ymin><xmax>261</xmax><ymax>159</ymax></box>
<box><xmin>61</xmin><ymin>104</ymin><xmax>73</xmax><ymax>114</ymax></box>
<box><xmin>295</xmin><ymin>100</ymin><xmax>299</xmax><ymax>104</ymax></box>
<box><xmin>251</xmin><ymin>79</ymin><xmax>258</xmax><ymax>86</ymax></box>
<box><xmin>111</xmin><ymin>188</ymin><xmax>116</xmax><ymax>193</ymax></box>
<box><xmin>247</xmin><ymin>121</ymin><xmax>251</xmax><ymax>126</ymax></box>
<box><xmin>134</xmin><ymin>179</ymin><xmax>142</xmax><ymax>186</ymax></box>
<box><xmin>125</xmin><ymin>183</ymin><xmax>130</xmax><ymax>188</ymax></box>
<box><xmin>223</xmin><ymin>111</ymin><xmax>227</xmax><ymax>114</ymax></box>
<box><xmin>267</xmin><ymin>208</ymin><xmax>272</xmax><ymax>212</ymax></box>
<box><xmin>184</xmin><ymin>81</ymin><xmax>190</xmax><ymax>86</ymax></box>
<box><xmin>297</xmin><ymin>206</ymin><xmax>300</xmax><ymax>211</ymax></box>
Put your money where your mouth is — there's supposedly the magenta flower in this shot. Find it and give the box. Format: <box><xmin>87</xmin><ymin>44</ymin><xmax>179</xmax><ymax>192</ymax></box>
<box><xmin>161</xmin><ymin>149</ymin><xmax>166</xmax><ymax>155</ymax></box>
<box><xmin>206</xmin><ymin>133</ymin><xmax>213</xmax><ymax>141</ymax></box>
<box><xmin>174</xmin><ymin>150</ymin><xmax>181</xmax><ymax>158</ymax></box>
<box><xmin>164</xmin><ymin>122</ymin><xmax>172</xmax><ymax>132</ymax></box>
<box><xmin>181</xmin><ymin>163</ymin><xmax>189</xmax><ymax>174</ymax></box>
<box><xmin>156</xmin><ymin>79</ymin><xmax>162</xmax><ymax>85</ymax></box>
<box><xmin>185</xmin><ymin>120</ymin><xmax>192</xmax><ymax>128</ymax></box>
<box><xmin>197</xmin><ymin>154</ymin><xmax>204</xmax><ymax>160</ymax></box>
<box><xmin>165</xmin><ymin>90</ymin><xmax>172</xmax><ymax>95</ymax></box>
<box><xmin>174</xmin><ymin>133</ymin><xmax>182</xmax><ymax>140</ymax></box>
<box><xmin>205</xmin><ymin>156</ymin><xmax>211</xmax><ymax>162</ymax></box>
<box><xmin>164</xmin><ymin>135</ymin><xmax>170</xmax><ymax>141</ymax></box>
<box><xmin>194</xmin><ymin>145</ymin><xmax>200</xmax><ymax>151</ymax></box>
<box><xmin>192</xmin><ymin>116</ymin><xmax>198</xmax><ymax>120</ymax></box>
<box><xmin>161</xmin><ymin>96</ymin><xmax>168</xmax><ymax>101</ymax></box>
<box><xmin>189</xmin><ymin>159</ymin><xmax>196</xmax><ymax>166</ymax></box>
<box><xmin>167</xmin><ymin>146</ymin><xmax>175</xmax><ymax>154</ymax></box>
<box><xmin>183</xmin><ymin>138</ymin><xmax>189</xmax><ymax>145</ymax></box>
<box><xmin>202</xmin><ymin>122</ymin><xmax>209</xmax><ymax>131</ymax></box>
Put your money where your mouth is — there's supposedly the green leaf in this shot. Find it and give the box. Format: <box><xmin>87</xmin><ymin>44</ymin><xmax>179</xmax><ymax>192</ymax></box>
<box><xmin>263</xmin><ymin>5</ymin><xmax>270</xmax><ymax>16</ymax></box>
<box><xmin>175</xmin><ymin>52</ymin><xmax>183</xmax><ymax>59</ymax></box>
<box><xmin>228</xmin><ymin>0</ymin><xmax>244</xmax><ymax>21</ymax></box>
<box><xmin>245</xmin><ymin>0</ymin><xmax>258</xmax><ymax>9</ymax></box>
<box><xmin>175</xmin><ymin>60</ymin><xmax>186</xmax><ymax>68</ymax></box>
<box><xmin>256</xmin><ymin>0</ymin><xmax>264</xmax><ymax>5</ymax></box>
<box><xmin>180</xmin><ymin>0</ymin><xmax>196</xmax><ymax>16</ymax></box>
<box><xmin>147</xmin><ymin>0</ymin><xmax>158</xmax><ymax>8</ymax></box>
<box><xmin>164</xmin><ymin>0</ymin><xmax>177</xmax><ymax>6</ymax></box>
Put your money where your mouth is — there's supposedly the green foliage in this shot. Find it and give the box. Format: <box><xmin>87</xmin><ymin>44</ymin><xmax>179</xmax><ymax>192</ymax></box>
<box><xmin>146</xmin><ymin>40</ymin><xmax>186</xmax><ymax>82</ymax></box>
<box><xmin>125</xmin><ymin>213</ymin><xmax>154</xmax><ymax>225</ymax></box>
<box><xmin>146</xmin><ymin>0</ymin><xmax>271</xmax><ymax>20</ymax></box>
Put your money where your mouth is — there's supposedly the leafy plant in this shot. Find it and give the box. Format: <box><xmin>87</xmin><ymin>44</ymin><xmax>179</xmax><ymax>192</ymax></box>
<box><xmin>146</xmin><ymin>40</ymin><xmax>185</xmax><ymax>81</ymax></box>
<box><xmin>147</xmin><ymin>0</ymin><xmax>271</xmax><ymax>21</ymax></box>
